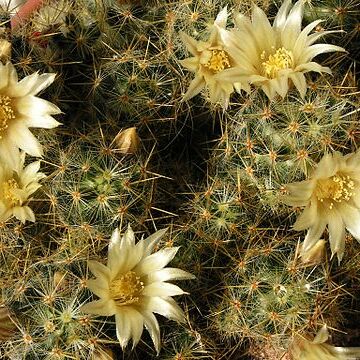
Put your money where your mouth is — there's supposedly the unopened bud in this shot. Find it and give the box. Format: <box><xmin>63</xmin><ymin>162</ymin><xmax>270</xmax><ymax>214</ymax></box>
<box><xmin>0</xmin><ymin>306</ymin><xmax>17</xmax><ymax>342</ymax></box>
<box><xmin>53</xmin><ymin>271</ymin><xmax>67</xmax><ymax>290</ymax></box>
<box><xmin>0</xmin><ymin>39</ymin><xmax>11</xmax><ymax>63</ymax></box>
<box><xmin>300</xmin><ymin>239</ymin><xmax>326</xmax><ymax>265</ymax></box>
<box><xmin>113</xmin><ymin>127</ymin><xmax>140</xmax><ymax>154</ymax></box>
<box><xmin>92</xmin><ymin>348</ymin><xmax>114</xmax><ymax>360</ymax></box>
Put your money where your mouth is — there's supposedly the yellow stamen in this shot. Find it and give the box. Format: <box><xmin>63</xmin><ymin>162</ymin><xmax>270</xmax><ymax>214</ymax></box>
<box><xmin>204</xmin><ymin>50</ymin><xmax>231</xmax><ymax>73</ymax></box>
<box><xmin>3</xmin><ymin>179</ymin><xmax>21</xmax><ymax>206</ymax></box>
<box><xmin>109</xmin><ymin>271</ymin><xmax>144</xmax><ymax>306</ymax></box>
<box><xmin>0</xmin><ymin>95</ymin><xmax>15</xmax><ymax>139</ymax></box>
<box><xmin>261</xmin><ymin>47</ymin><xmax>293</xmax><ymax>78</ymax></box>
<box><xmin>315</xmin><ymin>174</ymin><xmax>355</xmax><ymax>210</ymax></box>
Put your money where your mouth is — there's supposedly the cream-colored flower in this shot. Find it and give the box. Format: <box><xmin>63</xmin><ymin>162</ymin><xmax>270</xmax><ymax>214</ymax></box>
<box><xmin>291</xmin><ymin>325</ymin><xmax>360</xmax><ymax>360</ymax></box>
<box><xmin>283</xmin><ymin>151</ymin><xmax>360</xmax><ymax>263</ymax></box>
<box><xmin>217</xmin><ymin>0</ymin><xmax>345</xmax><ymax>100</ymax></box>
<box><xmin>179</xmin><ymin>7</ymin><xmax>248</xmax><ymax>108</ymax></box>
<box><xmin>0</xmin><ymin>62</ymin><xmax>61</xmax><ymax>168</ymax></box>
<box><xmin>0</xmin><ymin>151</ymin><xmax>45</xmax><ymax>223</ymax></box>
<box><xmin>81</xmin><ymin>226</ymin><xmax>195</xmax><ymax>353</ymax></box>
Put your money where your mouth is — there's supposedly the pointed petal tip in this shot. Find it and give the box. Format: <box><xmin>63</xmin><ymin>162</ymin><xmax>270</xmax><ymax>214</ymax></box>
<box><xmin>119</xmin><ymin>339</ymin><xmax>129</xmax><ymax>351</ymax></box>
<box><xmin>158</xmin><ymin>227</ymin><xmax>169</xmax><ymax>236</ymax></box>
<box><xmin>110</xmin><ymin>227</ymin><xmax>120</xmax><ymax>242</ymax></box>
<box><xmin>313</xmin><ymin>324</ymin><xmax>329</xmax><ymax>344</ymax></box>
<box><xmin>215</xmin><ymin>6</ymin><xmax>228</xmax><ymax>28</ymax></box>
<box><xmin>125</xmin><ymin>224</ymin><xmax>134</xmax><ymax>234</ymax></box>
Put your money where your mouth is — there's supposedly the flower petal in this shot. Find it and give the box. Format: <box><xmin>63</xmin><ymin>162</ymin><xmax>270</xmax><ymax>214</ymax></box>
<box><xmin>214</xmin><ymin>6</ymin><xmax>228</xmax><ymax>28</ymax></box>
<box><xmin>12</xmin><ymin>206</ymin><xmax>35</xmax><ymax>223</ymax></box>
<box><xmin>7</xmin><ymin>123</ymin><xmax>43</xmax><ymax>157</ymax></box>
<box><xmin>88</xmin><ymin>260</ymin><xmax>111</xmax><ymax>282</ymax></box>
<box><xmin>16</xmin><ymin>97</ymin><xmax>61</xmax><ymax>125</ymax></box>
<box><xmin>293</xmin><ymin>20</ymin><xmax>323</xmax><ymax>58</ymax></box>
<box><xmin>289</xmin><ymin>72</ymin><xmax>307</xmax><ymax>98</ymax></box>
<box><xmin>340</xmin><ymin>203</ymin><xmax>360</xmax><ymax>241</ymax></box>
<box><xmin>7</xmin><ymin>72</ymin><xmax>37</xmax><ymax>97</ymax></box>
<box><xmin>283</xmin><ymin>180</ymin><xmax>315</xmax><ymax>206</ymax></box>
<box><xmin>0</xmin><ymin>62</ymin><xmax>10</xmax><ymax>90</ymax></box>
<box><xmin>302</xmin><ymin>220</ymin><xmax>327</xmax><ymax>254</ymax></box>
<box><xmin>182</xmin><ymin>75</ymin><xmax>205</xmax><ymax>102</ymax></box>
<box><xmin>87</xmin><ymin>279</ymin><xmax>110</xmax><ymax>300</ymax></box>
<box><xmin>129</xmin><ymin>308</ymin><xmax>144</xmax><ymax>349</ymax></box>
<box><xmin>0</xmin><ymin>140</ymin><xmax>21</xmax><ymax>170</ymax></box>
<box><xmin>273</xmin><ymin>0</ymin><xmax>291</xmax><ymax>31</ymax></box>
<box><xmin>81</xmin><ymin>299</ymin><xmax>116</xmax><ymax>316</ymax></box>
<box><xmin>108</xmin><ymin>227</ymin><xmax>138</xmax><ymax>277</ymax></box>
<box><xmin>313</xmin><ymin>153</ymin><xmax>339</xmax><ymax>178</ymax></box>
<box><xmin>142</xmin><ymin>311</ymin><xmax>161</xmax><ymax>354</ymax></box>
<box><xmin>122</xmin><ymin>225</ymin><xmax>136</xmax><ymax>247</ymax></box>
<box><xmin>142</xmin><ymin>282</ymin><xmax>187</xmax><ymax>297</ymax></box>
<box><xmin>261</xmin><ymin>82</ymin><xmax>276</xmax><ymax>100</ymax></box>
<box><xmin>134</xmin><ymin>247</ymin><xmax>180</xmax><ymax>277</ymax></box>
<box><xmin>115</xmin><ymin>310</ymin><xmax>132</xmax><ymax>349</ymax></box>
<box><xmin>141</xmin><ymin>227</ymin><xmax>168</xmax><ymax>257</ymax></box>
<box><xmin>295</xmin><ymin>62</ymin><xmax>331</xmax><ymax>74</ymax></box>
<box><xmin>21</xmin><ymin>161</ymin><xmax>44</xmax><ymax>186</ymax></box>
<box><xmin>313</xmin><ymin>325</ymin><xmax>329</xmax><ymax>344</ymax></box>
<box><xmin>146</xmin><ymin>268</ymin><xmax>195</xmax><ymax>284</ymax></box>
<box><xmin>179</xmin><ymin>57</ymin><xmax>198</xmax><ymax>71</ymax></box>
<box><xmin>301</xmin><ymin>44</ymin><xmax>345</xmax><ymax>63</ymax></box>
<box><xmin>300</xmin><ymin>239</ymin><xmax>326</xmax><ymax>264</ymax></box>
<box><xmin>108</xmin><ymin>227</ymin><xmax>121</xmax><ymax>269</ymax></box>
<box><xmin>306</xmin><ymin>30</ymin><xmax>344</xmax><ymax>47</ymax></box>
<box><xmin>327</xmin><ymin>208</ymin><xmax>346</xmax><ymax>263</ymax></box>
<box><xmin>293</xmin><ymin>201</ymin><xmax>318</xmax><ymax>231</ymax></box>
<box><xmin>119</xmin><ymin>243</ymin><xmax>144</xmax><ymax>275</ymax></box>
<box><xmin>271</xmin><ymin>76</ymin><xmax>289</xmax><ymax>98</ymax></box>
<box><xmin>180</xmin><ymin>32</ymin><xmax>198</xmax><ymax>55</ymax></box>
<box><xmin>252</xmin><ymin>3</ymin><xmax>274</xmax><ymax>51</ymax></box>
<box><xmin>27</xmin><ymin>73</ymin><xmax>56</xmax><ymax>95</ymax></box>
<box><xmin>281</xmin><ymin>0</ymin><xmax>304</xmax><ymax>48</ymax></box>
<box><xmin>143</xmin><ymin>296</ymin><xmax>186</xmax><ymax>323</ymax></box>
<box><xmin>114</xmin><ymin>307</ymin><xmax>144</xmax><ymax>350</ymax></box>
<box><xmin>350</xmin><ymin>190</ymin><xmax>360</xmax><ymax>209</ymax></box>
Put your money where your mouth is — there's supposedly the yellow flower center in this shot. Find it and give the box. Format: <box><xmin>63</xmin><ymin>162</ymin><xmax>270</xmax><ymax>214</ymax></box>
<box><xmin>261</xmin><ymin>47</ymin><xmax>293</xmax><ymax>78</ymax></box>
<box><xmin>3</xmin><ymin>179</ymin><xmax>21</xmax><ymax>206</ymax></box>
<box><xmin>109</xmin><ymin>271</ymin><xmax>144</xmax><ymax>306</ymax></box>
<box><xmin>0</xmin><ymin>95</ymin><xmax>15</xmax><ymax>139</ymax></box>
<box><xmin>315</xmin><ymin>174</ymin><xmax>355</xmax><ymax>210</ymax></box>
<box><xmin>204</xmin><ymin>50</ymin><xmax>231</xmax><ymax>73</ymax></box>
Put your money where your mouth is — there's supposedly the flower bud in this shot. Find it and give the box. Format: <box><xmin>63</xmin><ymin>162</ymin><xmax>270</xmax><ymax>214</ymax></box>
<box><xmin>113</xmin><ymin>127</ymin><xmax>140</xmax><ymax>154</ymax></box>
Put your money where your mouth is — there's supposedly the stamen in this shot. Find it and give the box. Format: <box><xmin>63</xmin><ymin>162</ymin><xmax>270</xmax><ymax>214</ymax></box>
<box><xmin>261</xmin><ymin>47</ymin><xmax>293</xmax><ymax>78</ymax></box>
<box><xmin>109</xmin><ymin>271</ymin><xmax>144</xmax><ymax>306</ymax></box>
<box><xmin>0</xmin><ymin>95</ymin><xmax>15</xmax><ymax>139</ymax></box>
<box><xmin>315</xmin><ymin>174</ymin><xmax>355</xmax><ymax>210</ymax></box>
<box><xmin>3</xmin><ymin>179</ymin><xmax>21</xmax><ymax>206</ymax></box>
<box><xmin>204</xmin><ymin>50</ymin><xmax>231</xmax><ymax>73</ymax></box>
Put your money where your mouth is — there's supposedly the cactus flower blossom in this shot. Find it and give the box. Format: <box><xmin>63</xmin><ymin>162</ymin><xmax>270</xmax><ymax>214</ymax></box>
<box><xmin>81</xmin><ymin>226</ymin><xmax>194</xmax><ymax>353</ymax></box>
<box><xmin>283</xmin><ymin>151</ymin><xmax>360</xmax><ymax>263</ymax></box>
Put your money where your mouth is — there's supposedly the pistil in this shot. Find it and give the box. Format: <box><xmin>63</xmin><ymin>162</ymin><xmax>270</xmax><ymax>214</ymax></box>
<box><xmin>109</xmin><ymin>271</ymin><xmax>144</xmax><ymax>306</ymax></box>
